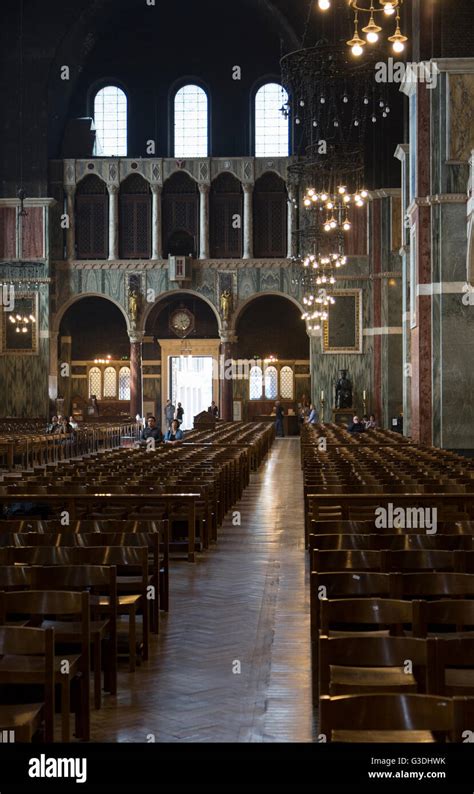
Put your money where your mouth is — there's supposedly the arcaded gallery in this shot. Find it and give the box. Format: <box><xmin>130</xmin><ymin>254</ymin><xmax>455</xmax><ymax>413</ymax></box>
<box><xmin>0</xmin><ymin>0</ymin><xmax>473</xmax><ymax>791</ymax></box>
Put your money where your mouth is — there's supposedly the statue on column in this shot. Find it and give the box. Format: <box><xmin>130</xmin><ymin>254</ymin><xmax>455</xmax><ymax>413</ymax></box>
<box><xmin>129</xmin><ymin>289</ymin><xmax>139</xmax><ymax>329</ymax></box>
<box><xmin>220</xmin><ymin>289</ymin><xmax>232</xmax><ymax>327</ymax></box>
<box><xmin>335</xmin><ymin>369</ymin><xmax>353</xmax><ymax>409</ymax></box>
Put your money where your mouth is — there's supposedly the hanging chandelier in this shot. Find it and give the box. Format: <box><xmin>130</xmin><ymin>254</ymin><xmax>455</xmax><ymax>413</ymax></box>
<box><xmin>303</xmin><ymin>184</ymin><xmax>368</xmax><ymax>233</ymax></box>
<box><xmin>317</xmin><ymin>0</ymin><xmax>408</xmax><ymax>56</ymax></box>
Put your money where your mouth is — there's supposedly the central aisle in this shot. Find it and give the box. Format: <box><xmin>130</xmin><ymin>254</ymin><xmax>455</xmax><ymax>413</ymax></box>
<box><xmin>94</xmin><ymin>437</ymin><xmax>314</xmax><ymax>742</ymax></box>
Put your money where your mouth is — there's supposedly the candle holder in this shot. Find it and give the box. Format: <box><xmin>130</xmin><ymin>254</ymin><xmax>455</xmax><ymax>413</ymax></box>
<box><xmin>320</xmin><ymin>397</ymin><xmax>326</xmax><ymax>423</ymax></box>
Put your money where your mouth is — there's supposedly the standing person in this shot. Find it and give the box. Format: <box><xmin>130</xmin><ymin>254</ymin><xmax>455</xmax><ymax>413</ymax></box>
<box><xmin>208</xmin><ymin>400</ymin><xmax>219</xmax><ymax>418</ymax></box>
<box><xmin>175</xmin><ymin>402</ymin><xmax>184</xmax><ymax>425</ymax></box>
<box><xmin>274</xmin><ymin>400</ymin><xmax>285</xmax><ymax>438</ymax></box>
<box><xmin>165</xmin><ymin>399</ymin><xmax>175</xmax><ymax>429</ymax></box>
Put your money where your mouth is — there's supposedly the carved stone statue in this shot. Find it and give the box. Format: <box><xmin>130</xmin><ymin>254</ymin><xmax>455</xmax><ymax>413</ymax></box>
<box><xmin>220</xmin><ymin>289</ymin><xmax>232</xmax><ymax>323</ymax></box>
<box><xmin>335</xmin><ymin>369</ymin><xmax>353</xmax><ymax>409</ymax></box>
<box><xmin>129</xmin><ymin>289</ymin><xmax>139</xmax><ymax>327</ymax></box>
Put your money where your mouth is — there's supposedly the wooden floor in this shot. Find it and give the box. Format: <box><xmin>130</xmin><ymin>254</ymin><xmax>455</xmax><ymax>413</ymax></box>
<box><xmin>92</xmin><ymin>437</ymin><xmax>315</xmax><ymax>742</ymax></box>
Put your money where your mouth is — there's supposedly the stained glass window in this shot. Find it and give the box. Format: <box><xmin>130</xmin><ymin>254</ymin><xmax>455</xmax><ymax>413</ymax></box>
<box><xmin>255</xmin><ymin>83</ymin><xmax>289</xmax><ymax>157</ymax></box>
<box><xmin>119</xmin><ymin>366</ymin><xmax>131</xmax><ymax>400</ymax></box>
<box><xmin>264</xmin><ymin>365</ymin><xmax>278</xmax><ymax>399</ymax></box>
<box><xmin>88</xmin><ymin>367</ymin><xmax>102</xmax><ymax>398</ymax></box>
<box><xmin>103</xmin><ymin>366</ymin><xmax>117</xmax><ymax>398</ymax></box>
<box><xmin>174</xmin><ymin>85</ymin><xmax>208</xmax><ymax>158</ymax></box>
<box><xmin>93</xmin><ymin>86</ymin><xmax>127</xmax><ymax>157</ymax></box>
<box><xmin>249</xmin><ymin>365</ymin><xmax>263</xmax><ymax>400</ymax></box>
<box><xmin>280</xmin><ymin>366</ymin><xmax>294</xmax><ymax>399</ymax></box>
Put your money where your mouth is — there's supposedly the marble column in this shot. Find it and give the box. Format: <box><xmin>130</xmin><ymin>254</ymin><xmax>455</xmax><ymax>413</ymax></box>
<box><xmin>59</xmin><ymin>335</ymin><xmax>72</xmax><ymax>416</ymax></box>
<box><xmin>48</xmin><ymin>331</ymin><xmax>59</xmax><ymax>403</ymax></box>
<box><xmin>151</xmin><ymin>184</ymin><xmax>163</xmax><ymax>260</ymax></box>
<box><xmin>108</xmin><ymin>184</ymin><xmax>119</xmax><ymax>261</ymax></box>
<box><xmin>219</xmin><ymin>332</ymin><xmax>237</xmax><ymax>421</ymax></box>
<box><xmin>287</xmin><ymin>187</ymin><xmax>297</xmax><ymax>259</ymax></box>
<box><xmin>199</xmin><ymin>184</ymin><xmax>210</xmax><ymax>260</ymax></box>
<box><xmin>65</xmin><ymin>186</ymin><xmax>76</xmax><ymax>260</ymax></box>
<box><xmin>129</xmin><ymin>333</ymin><xmax>144</xmax><ymax>418</ymax></box>
<box><xmin>243</xmin><ymin>184</ymin><xmax>254</xmax><ymax>260</ymax></box>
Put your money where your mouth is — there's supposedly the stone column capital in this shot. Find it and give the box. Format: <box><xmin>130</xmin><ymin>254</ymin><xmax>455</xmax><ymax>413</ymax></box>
<box><xmin>107</xmin><ymin>183</ymin><xmax>120</xmax><ymax>195</ymax></box>
<box><xmin>150</xmin><ymin>183</ymin><xmax>162</xmax><ymax>195</ymax></box>
<box><xmin>129</xmin><ymin>332</ymin><xmax>144</xmax><ymax>345</ymax></box>
<box><xmin>198</xmin><ymin>183</ymin><xmax>211</xmax><ymax>194</ymax></box>
<box><xmin>242</xmin><ymin>183</ymin><xmax>254</xmax><ymax>194</ymax></box>
<box><xmin>219</xmin><ymin>330</ymin><xmax>238</xmax><ymax>345</ymax></box>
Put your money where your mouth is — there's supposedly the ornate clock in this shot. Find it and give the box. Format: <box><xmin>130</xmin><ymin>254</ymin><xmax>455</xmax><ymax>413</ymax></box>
<box><xmin>169</xmin><ymin>307</ymin><xmax>194</xmax><ymax>338</ymax></box>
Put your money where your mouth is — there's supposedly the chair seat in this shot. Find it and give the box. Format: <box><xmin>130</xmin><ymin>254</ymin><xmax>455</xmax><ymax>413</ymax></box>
<box><xmin>331</xmin><ymin>730</ymin><xmax>435</xmax><ymax>743</ymax></box>
<box><xmin>41</xmin><ymin>619</ymin><xmax>109</xmax><ymax>640</ymax></box>
<box><xmin>445</xmin><ymin>668</ymin><xmax>474</xmax><ymax>688</ymax></box>
<box><xmin>0</xmin><ymin>654</ymin><xmax>81</xmax><ymax>682</ymax></box>
<box><xmin>328</xmin><ymin>630</ymin><xmax>390</xmax><ymax>638</ymax></box>
<box><xmin>0</xmin><ymin>704</ymin><xmax>43</xmax><ymax>742</ymax></box>
<box><xmin>329</xmin><ymin>665</ymin><xmax>417</xmax><ymax>692</ymax></box>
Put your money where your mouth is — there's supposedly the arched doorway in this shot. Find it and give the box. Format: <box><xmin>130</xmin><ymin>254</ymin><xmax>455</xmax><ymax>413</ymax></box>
<box><xmin>58</xmin><ymin>296</ymin><xmax>130</xmax><ymax>419</ymax></box>
<box><xmin>234</xmin><ymin>294</ymin><xmax>310</xmax><ymax>427</ymax></box>
<box><xmin>145</xmin><ymin>293</ymin><xmax>220</xmax><ymax>429</ymax></box>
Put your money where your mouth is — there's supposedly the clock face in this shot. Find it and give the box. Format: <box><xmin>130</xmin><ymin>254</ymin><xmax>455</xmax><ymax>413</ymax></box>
<box><xmin>170</xmin><ymin>308</ymin><xmax>194</xmax><ymax>337</ymax></box>
<box><xmin>173</xmin><ymin>311</ymin><xmax>191</xmax><ymax>331</ymax></box>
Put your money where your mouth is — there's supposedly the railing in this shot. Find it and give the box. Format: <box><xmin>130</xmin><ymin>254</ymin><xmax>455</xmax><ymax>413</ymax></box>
<box><xmin>0</xmin><ymin>422</ymin><xmax>142</xmax><ymax>472</ymax></box>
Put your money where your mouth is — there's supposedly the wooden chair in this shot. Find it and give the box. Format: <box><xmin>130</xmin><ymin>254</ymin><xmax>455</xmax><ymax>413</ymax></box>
<box><xmin>320</xmin><ymin>597</ymin><xmax>415</xmax><ymax>638</ymax></box>
<box><xmin>319</xmin><ymin>635</ymin><xmax>437</xmax><ymax>698</ymax></box>
<box><xmin>0</xmin><ymin>591</ymin><xmax>90</xmax><ymax>741</ymax></box>
<box><xmin>31</xmin><ymin>565</ymin><xmax>117</xmax><ymax>711</ymax></box>
<box><xmin>0</xmin><ymin>625</ymin><xmax>55</xmax><ymax>742</ymax></box>
<box><xmin>435</xmin><ymin>637</ymin><xmax>474</xmax><ymax>696</ymax></box>
<box><xmin>319</xmin><ymin>693</ymin><xmax>473</xmax><ymax>742</ymax></box>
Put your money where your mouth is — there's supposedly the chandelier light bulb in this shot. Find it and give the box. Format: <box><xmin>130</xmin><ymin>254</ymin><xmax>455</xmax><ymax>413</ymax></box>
<box><xmin>321</xmin><ymin>192</ymin><xmax>328</xmax><ymax>202</ymax></box>
<box><xmin>372</xmin><ymin>114</ymin><xmax>377</xmax><ymax>123</ymax></box>
<box><xmin>324</xmin><ymin>222</ymin><xmax>331</xmax><ymax>232</ymax></box>
<box><xmin>361</xmin><ymin>190</ymin><xmax>368</xmax><ymax>198</ymax></box>
<box><xmin>300</xmin><ymin>100</ymin><xmax>305</xmax><ymax>107</ymax></box>
<box><xmin>342</xmin><ymin>94</ymin><xmax>348</xmax><ymax>103</ymax></box>
<box><xmin>318</xmin><ymin>0</ymin><xmax>331</xmax><ymax>10</ymax></box>
<box><xmin>354</xmin><ymin>118</ymin><xmax>359</xmax><ymax>127</ymax></box>
<box><xmin>326</xmin><ymin>201</ymin><xmax>334</xmax><ymax>210</ymax></box>
<box><xmin>330</xmin><ymin>219</ymin><xmax>337</xmax><ymax>229</ymax></box>
<box><xmin>343</xmin><ymin>194</ymin><xmax>351</xmax><ymax>203</ymax></box>
<box><xmin>343</xmin><ymin>221</ymin><xmax>351</xmax><ymax>231</ymax></box>
<box><xmin>364</xmin><ymin>96</ymin><xmax>369</xmax><ymax>105</ymax></box>
<box><xmin>392</xmin><ymin>39</ymin><xmax>405</xmax><ymax>53</ymax></box>
<box><xmin>352</xmin><ymin>43</ymin><xmax>363</xmax><ymax>57</ymax></box>
<box><xmin>304</xmin><ymin>198</ymin><xmax>311</xmax><ymax>206</ymax></box>
<box><xmin>313</xmin><ymin>120</ymin><xmax>318</xmax><ymax>127</ymax></box>
<box><xmin>295</xmin><ymin>117</ymin><xmax>301</xmax><ymax>124</ymax></box>
<box><xmin>320</xmin><ymin>96</ymin><xmax>326</xmax><ymax>104</ymax></box>
<box><xmin>367</xmin><ymin>31</ymin><xmax>379</xmax><ymax>43</ymax></box>
<box><xmin>383</xmin><ymin>2</ymin><xmax>396</xmax><ymax>15</ymax></box>
<box><xmin>333</xmin><ymin>119</ymin><xmax>339</xmax><ymax>127</ymax></box>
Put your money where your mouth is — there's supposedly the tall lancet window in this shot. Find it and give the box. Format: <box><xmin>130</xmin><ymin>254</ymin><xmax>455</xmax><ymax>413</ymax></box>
<box><xmin>255</xmin><ymin>83</ymin><xmax>289</xmax><ymax>157</ymax></box>
<box><xmin>174</xmin><ymin>85</ymin><xmax>209</xmax><ymax>158</ymax></box>
<box><xmin>93</xmin><ymin>86</ymin><xmax>128</xmax><ymax>156</ymax></box>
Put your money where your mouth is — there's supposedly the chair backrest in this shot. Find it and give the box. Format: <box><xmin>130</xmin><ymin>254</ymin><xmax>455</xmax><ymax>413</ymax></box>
<box><xmin>415</xmin><ymin>599</ymin><xmax>474</xmax><ymax>636</ymax></box>
<box><xmin>320</xmin><ymin>597</ymin><xmax>415</xmax><ymax>635</ymax></box>
<box><xmin>0</xmin><ymin>565</ymin><xmax>32</xmax><ymax>589</ymax></box>
<box><xmin>312</xmin><ymin>549</ymin><xmax>383</xmax><ymax>573</ymax></box>
<box><xmin>400</xmin><ymin>573</ymin><xmax>474</xmax><ymax>598</ymax></box>
<box><xmin>319</xmin><ymin>693</ymin><xmax>458</xmax><ymax>741</ymax></box>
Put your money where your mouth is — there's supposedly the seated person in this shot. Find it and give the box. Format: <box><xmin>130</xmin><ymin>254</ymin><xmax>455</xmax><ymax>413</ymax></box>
<box><xmin>141</xmin><ymin>416</ymin><xmax>162</xmax><ymax>443</ymax></box>
<box><xmin>69</xmin><ymin>415</ymin><xmax>79</xmax><ymax>430</ymax></box>
<box><xmin>164</xmin><ymin>419</ymin><xmax>184</xmax><ymax>445</ymax></box>
<box><xmin>47</xmin><ymin>415</ymin><xmax>59</xmax><ymax>434</ymax></box>
<box><xmin>55</xmin><ymin>417</ymin><xmax>73</xmax><ymax>434</ymax></box>
<box><xmin>306</xmin><ymin>403</ymin><xmax>319</xmax><ymax>424</ymax></box>
<box><xmin>347</xmin><ymin>415</ymin><xmax>365</xmax><ymax>433</ymax></box>
<box><xmin>364</xmin><ymin>413</ymin><xmax>377</xmax><ymax>430</ymax></box>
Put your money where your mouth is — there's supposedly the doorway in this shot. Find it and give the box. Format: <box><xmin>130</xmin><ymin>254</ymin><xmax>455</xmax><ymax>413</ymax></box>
<box><xmin>170</xmin><ymin>355</ymin><xmax>214</xmax><ymax>430</ymax></box>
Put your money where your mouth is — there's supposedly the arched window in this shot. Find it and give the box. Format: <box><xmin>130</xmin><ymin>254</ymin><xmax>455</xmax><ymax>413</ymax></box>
<box><xmin>119</xmin><ymin>366</ymin><xmax>131</xmax><ymax>400</ymax></box>
<box><xmin>249</xmin><ymin>366</ymin><xmax>263</xmax><ymax>400</ymax></box>
<box><xmin>162</xmin><ymin>172</ymin><xmax>199</xmax><ymax>258</ymax></box>
<box><xmin>75</xmin><ymin>175</ymin><xmax>108</xmax><ymax>259</ymax></box>
<box><xmin>119</xmin><ymin>174</ymin><xmax>151</xmax><ymax>259</ymax></box>
<box><xmin>280</xmin><ymin>366</ymin><xmax>294</xmax><ymax>399</ymax></box>
<box><xmin>253</xmin><ymin>172</ymin><xmax>288</xmax><ymax>258</ymax></box>
<box><xmin>174</xmin><ymin>85</ymin><xmax>208</xmax><ymax>158</ymax></box>
<box><xmin>210</xmin><ymin>173</ymin><xmax>243</xmax><ymax>258</ymax></box>
<box><xmin>255</xmin><ymin>83</ymin><xmax>289</xmax><ymax>157</ymax></box>
<box><xmin>103</xmin><ymin>366</ymin><xmax>117</xmax><ymax>398</ymax></box>
<box><xmin>264</xmin><ymin>365</ymin><xmax>278</xmax><ymax>399</ymax></box>
<box><xmin>88</xmin><ymin>367</ymin><xmax>102</xmax><ymax>399</ymax></box>
<box><xmin>93</xmin><ymin>86</ymin><xmax>127</xmax><ymax>157</ymax></box>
